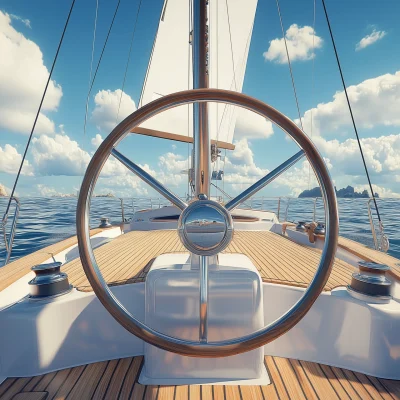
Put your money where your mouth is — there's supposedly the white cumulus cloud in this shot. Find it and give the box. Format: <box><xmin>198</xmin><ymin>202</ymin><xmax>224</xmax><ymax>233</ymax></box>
<box><xmin>223</xmin><ymin>139</ymin><xmax>269</xmax><ymax>191</ymax></box>
<box><xmin>91</xmin><ymin>133</ymin><xmax>103</xmax><ymax>148</ymax></box>
<box><xmin>0</xmin><ymin>11</ymin><xmax>62</xmax><ymax>135</ymax></box>
<box><xmin>32</xmin><ymin>134</ymin><xmax>91</xmax><ymax>176</ymax></box>
<box><xmin>314</xmin><ymin>134</ymin><xmax>400</xmax><ymax>176</ymax></box>
<box><xmin>234</xmin><ymin>108</ymin><xmax>274</xmax><ymax>140</ymax></box>
<box><xmin>91</xmin><ymin>89</ymin><xmax>136</xmax><ymax>133</ymax></box>
<box><xmin>263</xmin><ymin>24</ymin><xmax>322</xmax><ymax>64</ymax></box>
<box><xmin>297</xmin><ymin>71</ymin><xmax>400</xmax><ymax>136</ymax></box>
<box><xmin>0</xmin><ymin>144</ymin><xmax>34</xmax><ymax>175</ymax></box>
<box><xmin>356</xmin><ymin>29</ymin><xmax>386</xmax><ymax>51</ymax></box>
<box><xmin>355</xmin><ymin>184</ymin><xmax>400</xmax><ymax>199</ymax></box>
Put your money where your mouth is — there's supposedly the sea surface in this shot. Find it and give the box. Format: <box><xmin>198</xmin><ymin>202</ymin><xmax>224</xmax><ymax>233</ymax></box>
<box><xmin>1</xmin><ymin>196</ymin><xmax>399</xmax><ymax>266</ymax></box>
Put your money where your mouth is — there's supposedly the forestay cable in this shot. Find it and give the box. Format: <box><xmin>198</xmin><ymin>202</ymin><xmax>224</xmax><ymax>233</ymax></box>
<box><xmin>115</xmin><ymin>0</ymin><xmax>143</xmax><ymax>124</ymax></box>
<box><xmin>308</xmin><ymin>0</ymin><xmax>317</xmax><ymax>190</ymax></box>
<box><xmin>321</xmin><ymin>0</ymin><xmax>382</xmax><ymax>223</ymax></box>
<box><xmin>3</xmin><ymin>0</ymin><xmax>77</xmax><ymax>217</ymax></box>
<box><xmin>275</xmin><ymin>0</ymin><xmax>304</xmax><ymax>131</ymax></box>
<box><xmin>84</xmin><ymin>0</ymin><xmax>99</xmax><ymax>135</ymax></box>
<box><xmin>83</xmin><ymin>0</ymin><xmax>121</xmax><ymax>135</ymax></box>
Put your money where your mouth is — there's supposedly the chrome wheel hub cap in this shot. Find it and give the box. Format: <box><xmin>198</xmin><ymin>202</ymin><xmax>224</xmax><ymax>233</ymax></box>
<box><xmin>178</xmin><ymin>199</ymin><xmax>233</xmax><ymax>256</ymax></box>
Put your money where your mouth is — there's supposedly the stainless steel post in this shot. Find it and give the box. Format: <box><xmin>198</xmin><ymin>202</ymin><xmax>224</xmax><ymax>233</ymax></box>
<box><xmin>199</xmin><ymin>255</ymin><xmax>209</xmax><ymax>342</ymax></box>
<box><xmin>193</xmin><ymin>0</ymin><xmax>210</xmax><ymax>343</ymax></box>
<box><xmin>192</xmin><ymin>0</ymin><xmax>210</xmax><ymax>197</ymax></box>
<box><xmin>277</xmin><ymin>197</ymin><xmax>281</xmax><ymax>220</ymax></box>
<box><xmin>367</xmin><ymin>198</ymin><xmax>379</xmax><ymax>250</ymax></box>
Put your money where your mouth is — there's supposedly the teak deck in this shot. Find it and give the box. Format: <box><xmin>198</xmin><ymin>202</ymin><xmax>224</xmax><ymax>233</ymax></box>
<box><xmin>59</xmin><ymin>230</ymin><xmax>356</xmax><ymax>292</ymax></box>
<box><xmin>1</xmin><ymin>355</ymin><xmax>399</xmax><ymax>400</ymax></box>
<box><xmin>3</xmin><ymin>229</ymin><xmax>397</xmax><ymax>293</ymax></box>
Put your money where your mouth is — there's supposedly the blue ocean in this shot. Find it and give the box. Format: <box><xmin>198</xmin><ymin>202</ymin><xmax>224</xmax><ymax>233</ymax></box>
<box><xmin>1</xmin><ymin>197</ymin><xmax>399</xmax><ymax>266</ymax></box>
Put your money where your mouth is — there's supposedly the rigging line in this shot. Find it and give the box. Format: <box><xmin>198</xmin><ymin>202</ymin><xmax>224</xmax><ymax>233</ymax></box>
<box><xmin>3</xmin><ymin>0</ymin><xmax>77</xmax><ymax>218</ymax></box>
<box><xmin>224</xmin><ymin>0</ymin><xmax>237</xmax><ymax>91</ymax></box>
<box><xmin>84</xmin><ymin>0</ymin><xmax>99</xmax><ymax>135</ymax></box>
<box><xmin>275</xmin><ymin>0</ymin><xmax>304</xmax><ymax>131</ymax></box>
<box><xmin>115</xmin><ymin>0</ymin><xmax>143</xmax><ymax>124</ymax></box>
<box><xmin>83</xmin><ymin>0</ymin><xmax>121</xmax><ymax>135</ymax></box>
<box><xmin>187</xmin><ymin>0</ymin><xmax>192</xmax><ymax>198</ymax></box>
<box><xmin>137</xmin><ymin>0</ymin><xmax>166</xmax><ymax>108</ymax></box>
<box><xmin>321</xmin><ymin>0</ymin><xmax>382</xmax><ymax>223</ymax></box>
<box><xmin>308</xmin><ymin>0</ymin><xmax>316</xmax><ymax>190</ymax></box>
<box><xmin>215</xmin><ymin>22</ymin><xmax>253</xmax><ymax>144</ymax></box>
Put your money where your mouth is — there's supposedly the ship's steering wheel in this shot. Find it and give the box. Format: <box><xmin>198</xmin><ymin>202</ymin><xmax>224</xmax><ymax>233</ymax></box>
<box><xmin>76</xmin><ymin>89</ymin><xmax>338</xmax><ymax>357</ymax></box>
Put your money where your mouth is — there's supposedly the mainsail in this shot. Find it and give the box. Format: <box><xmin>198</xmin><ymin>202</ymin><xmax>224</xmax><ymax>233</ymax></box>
<box><xmin>135</xmin><ymin>0</ymin><xmax>258</xmax><ymax>147</ymax></box>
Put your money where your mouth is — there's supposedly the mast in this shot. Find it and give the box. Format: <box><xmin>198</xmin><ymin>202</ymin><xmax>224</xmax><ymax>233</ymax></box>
<box><xmin>192</xmin><ymin>0</ymin><xmax>210</xmax><ymax>197</ymax></box>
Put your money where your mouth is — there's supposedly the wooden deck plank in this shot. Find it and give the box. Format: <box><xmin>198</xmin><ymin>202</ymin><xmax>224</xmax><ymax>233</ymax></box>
<box><xmin>103</xmin><ymin>357</ymin><xmax>133</xmax><ymax>400</ymax></box>
<box><xmin>45</xmin><ymin>368</ymin><xmax>72</xmax><ymax>400</ymax></box>
<box><xmin>265</xmin><ymin>356</ymin><xmax>289</xmax><ymax>399</ymax></box>
<box><xmin>12</xmin><ymin>393</ymin><xmax>48</xmax><ymax>400</ymax></box>
<box><xmin>0</xmin><ymin>377</ymin><xmax>32</xmax><ymax>400</ymax></box>
<box><xmin>239</xmin><ymin>385</ymin><xmax>264</xmax><ymax>400</ymax></box>
<box><xmin>49</xmin><ymin>365</ymin><xmax>85</xmax><ymax>400</ymax></box>
<box><xmin>65</xmin><ymin>361</ymin><xmax>108</xmax><ymax>399</ymax></box>
<box><xmin>378</xmin><ymin>378</ymin><xmax>400</xmax><ymax>399</ymax></box>
<box><xmin>119</xmin><ymin>357</ymin><xmax>143</xmax><ymax>400</ymax></box>
<box><xmin>224</xmin><ymin>385</ymin><xmax>241</xmax><ymax>400</ymax></box>
<box><xmin>353</xmin><ymin>371</ymin><xmax>388</xmax><ymax>400</ymax></box>
<box><xmin>92</xmin><ymin>359</ymin><xmax>119</xmax><ymax>399</ymax></box>
<box><xmin>340</xmin><ymin>368</ymin><xmax>374</xmax><ymax>400</ymax></box>
<box><xmin>201</xmin><ymin>385</ymin><xmax>213</xmax><ymax>399</ymax></box>
<box><xmin>0</xmin><ymin>228</ymin><xmax>103</xmax><ymax>291</ymax></box>
<box><xmin>336</xmin><ymin>236</ymin><xmax>400</xmax><ymax>279</ymax></box>
<box><xmin>330</xmin><ymin>366</ymin><xmax>365</xmax><ymax>400</ymax></box>
<box><xmin>157</xmin><ymin>385</ymin><xmax>175</xmax><ymax>400</ymax></box>
<box><xmin>0</xmin><ymin>379</ymin><xmax>17</xmax><ymax>397</ymax></box>
<box><xmin>20</xmin><ymin>375</ymin><xmax>43</xmax><ymax>392</ymax></box>
<box><xmin>274</xmin><ymin>356</ymin><xmax>307</xmax><ymax>399</ymax></box>
<box><xmin>144</xmin><ymin>385</ymin><xmax>159</xmax><ymax>400</ymax></box>
<box><xmin>289</xmin><ymin>359</ymin><xmax>318</xmax><ymax>400</ymax></box>
<box><xmin>319</xmin><ymin>364</ymin><xmax>351</xmax><ymax>399</ymax></box>
<box><xmin>174</xmin><ymin>385</ymin><xmax>189</xmax><ymax>400</ymax></box>
<box><xmin>2</xmin><ymin>356</ymin><xmax>399</xmax><ymax>399</ymax></box>
<box><xmin>32</xmin><ymin>371</ymin><xmax>56</xmax><ymax>392</ymax></box>
<box><xmin>300</xmin><ymin>360</ymin><xmax>340</xmax><ymax>399</ymax></box>
<box><xmin>130</xmin><ymin>383</ymin><xmax>146</xmax><ymax>400</ymax></box>
<box><xmin>365</xmin><ymin>376</ymin><xmax>396</xmax><ymax>400</ymax></box>
<box><xmin>1</xmin><ymin>229</ymin><xmax>360</xmax><ymax>292</ymax></box>
<box><xmin>56</xmin><ymin>230</ymin><xmax>357</xmax><ymax>292</ymax></box>
<box><xmin>212</xmin><ymin>385</ymin><xmax>225</xmax><ymax>400</ymax></box>
<box><xmin>189</xmin><ymin>385</ymin><xmax>201</xmax><ymax>400</ymax></box>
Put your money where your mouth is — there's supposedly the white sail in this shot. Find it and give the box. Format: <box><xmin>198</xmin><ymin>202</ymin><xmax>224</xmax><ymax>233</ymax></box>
<box><xmin>138</xmin><ymin>0</ymin><xmax>258</xmax><ymax>145</ymax></box>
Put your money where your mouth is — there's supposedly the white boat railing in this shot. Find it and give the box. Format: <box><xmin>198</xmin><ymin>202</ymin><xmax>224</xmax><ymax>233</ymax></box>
<box><xmin>1</xmin><ymin>197</ymin><xmax>20</xmax><ymax>265</ymax></box>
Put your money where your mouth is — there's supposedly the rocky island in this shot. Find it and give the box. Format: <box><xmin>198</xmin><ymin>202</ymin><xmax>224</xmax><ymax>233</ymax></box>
<box><xmin>299</xmin><ymin>185</ymin><xmax>379</xmax><ymax>199</ymax></box>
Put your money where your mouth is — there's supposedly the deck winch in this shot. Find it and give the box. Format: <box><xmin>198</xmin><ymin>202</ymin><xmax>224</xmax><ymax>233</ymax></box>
<box><xmin>347</xmin><ymin>261</ymin><xmax>392</xmax><ymax>302</ymax></box>
<box><xmin>28</xmin><ymin>262</ymin><xmax>72</xmax><ymax>298</ymax></box>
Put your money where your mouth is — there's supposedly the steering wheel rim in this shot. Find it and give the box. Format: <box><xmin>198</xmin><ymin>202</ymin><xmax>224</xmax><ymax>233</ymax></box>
<box><xmin>76</xmin><ymin>88</ymin><xmax>338</xmax><ymax>357</ymax></box>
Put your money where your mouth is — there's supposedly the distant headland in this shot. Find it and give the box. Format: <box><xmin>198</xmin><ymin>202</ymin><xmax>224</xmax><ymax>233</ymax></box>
<box><xmin>298</xmin><ymin>185</ymin><xmax>379</xmax><ymax>199</ymax></box>
<box><xmin>0</xmin><ymin>184</ymin><xmax>8</xmax><ymax>197</ymax></box>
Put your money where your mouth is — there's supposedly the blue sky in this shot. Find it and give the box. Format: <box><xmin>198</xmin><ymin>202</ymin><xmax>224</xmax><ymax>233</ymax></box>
<box><xmin>1</xmin><ymin>0</ymin><xmax>400</xmax><ymax>199</ymax></box>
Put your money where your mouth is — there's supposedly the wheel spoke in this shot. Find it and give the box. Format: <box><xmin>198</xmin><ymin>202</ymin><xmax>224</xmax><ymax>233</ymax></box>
<box><xmin>111</xmin><ymin>149</ymin><xmax>187</xmax><ymax>210</ymax></box>
<box><xmin>225</xmin><ymin>150</ymin><xmax>305</xmax><ymax>211</ymax></box>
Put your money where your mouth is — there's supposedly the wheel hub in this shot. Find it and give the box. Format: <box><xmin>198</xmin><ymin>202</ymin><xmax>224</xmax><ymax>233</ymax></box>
<box><xmin>178</xmin><ymin>199</ymin><xmax>233</xmax><ymax>256</ymax></box>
